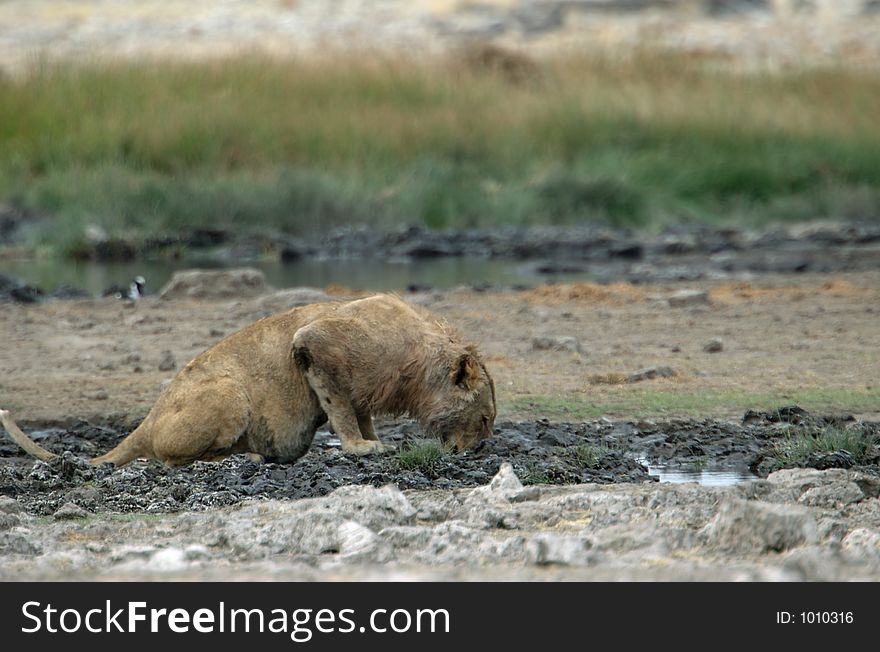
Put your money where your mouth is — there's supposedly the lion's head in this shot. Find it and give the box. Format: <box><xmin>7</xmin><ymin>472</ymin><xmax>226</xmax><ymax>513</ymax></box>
<box><xmin>423</xmin><ymin>350</ymin><xmax>496</xmax><ymax>451</ymax></box>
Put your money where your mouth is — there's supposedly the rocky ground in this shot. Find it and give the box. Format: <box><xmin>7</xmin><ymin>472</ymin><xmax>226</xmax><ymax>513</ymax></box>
<box><xmin>3</xmin><ymin>463</ymin><xmax>880</xmax><ymax>580</ymax></box>
<box><xmin>1</xmin><ymin>408</ymin><xmax>877</xmax><ymax>516</ymax></box>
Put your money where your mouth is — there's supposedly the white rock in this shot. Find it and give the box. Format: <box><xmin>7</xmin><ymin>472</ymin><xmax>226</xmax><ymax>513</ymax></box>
<box><xmin>798</xmin><ymin>482</ymin><xmax>864</xmax><ymax>508</ymax></box>
<box><xmin>667</xmin><ymin>289</ymin><xmax>710</xmax><ymax>307</ymax></box>
<box><xmin>531</xmin><ymin>336</ymin><xmax>582</xmax><ymax>353</ymax></box>
<box><xmin>149</xmin><ymin>548</ymin><xmax>188</xmax><ymax>571</ymax></box>
<box><xmin>527</xmin><ymin>533</ymin><xmax>592</xmax><ymax>566</ymax></box>
<box><xmin>488</xmin><ymin>463</ymin><xmax>523</xmax><ymax>494</ymax></box>
<box><xmin>466</xmin><ymin>463</ymin><xmax>524</xmax><ymax>508</ymax></box>
<box><xmin>701</xmin><ymin>498</ymin><xmax>818</xmax><ymax>553</ymax></box>
<box><xmin>841</xmin><ymin>528</ymin><xmax>880</xmax><ymax>552</ymax></box>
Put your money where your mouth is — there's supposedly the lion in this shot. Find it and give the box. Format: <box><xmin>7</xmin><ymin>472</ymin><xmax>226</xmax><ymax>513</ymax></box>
<box><xmin>0</xmin><ymin>294</ymin><xmax>496</xmax><ymax>467</ymax></box>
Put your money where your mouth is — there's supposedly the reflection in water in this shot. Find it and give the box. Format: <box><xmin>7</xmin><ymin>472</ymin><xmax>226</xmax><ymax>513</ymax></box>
<box><xmin>647</xmin><ymin>466</ymin><xmax>756</xmax><ymax>487</ymax></box>
<box><xmin>0</xmin><ymin>257</ymin><xmax>595</xmax><ymax>295</ymax></box>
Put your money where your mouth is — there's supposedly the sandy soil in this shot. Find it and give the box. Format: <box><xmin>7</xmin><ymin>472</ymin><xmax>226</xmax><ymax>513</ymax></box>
<box><xmin>1</xmin><ymin>272</ymin><xmax>877</xmax><ymax>426</ymax></box>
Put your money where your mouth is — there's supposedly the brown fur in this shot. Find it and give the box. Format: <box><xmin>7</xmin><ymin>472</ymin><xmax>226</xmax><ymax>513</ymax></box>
<box><xmin>1</xmin><ymin>294</ymin><xmax>496</xmax><ymax>467</ymax></box>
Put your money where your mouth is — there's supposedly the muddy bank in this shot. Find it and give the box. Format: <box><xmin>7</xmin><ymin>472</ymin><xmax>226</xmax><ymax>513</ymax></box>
<box><xmin>285</xmin><ymin>222</ymin><xmax>880</xmax><ymax>282</ymax></box>
<box><xmin>284</xmin><ymin>222</ymin><xmax>880</xmax><ymax>286</ymax></box>
<box><xmin>2</xmin><ymin>464</ymin><xmax>880</xmax><ymax>581</ymax></box>
<box><xmin>3</xmin><ymin>222</ymin><xmax>880</xmax><ymax>300</ymax></box>
<box><xmin>1</xmin><ymin>409</ymin><xmax>876</xmax><ymax>516</ymax></box>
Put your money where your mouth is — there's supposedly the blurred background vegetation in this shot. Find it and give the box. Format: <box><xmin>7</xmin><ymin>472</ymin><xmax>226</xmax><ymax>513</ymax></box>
<box><xmin>2</xmin><ymin>42</ymin><xmax>879</xmax><ymax>258</ymax></box>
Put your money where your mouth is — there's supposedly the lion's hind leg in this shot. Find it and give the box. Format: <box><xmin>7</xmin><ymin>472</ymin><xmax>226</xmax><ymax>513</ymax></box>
<box><xmin>149</xmin><ymin>380</ymin><xmax>252</xmax><ymax>466</ymax></box>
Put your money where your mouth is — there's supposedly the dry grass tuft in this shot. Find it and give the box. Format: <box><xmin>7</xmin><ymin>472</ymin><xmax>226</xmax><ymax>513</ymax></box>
<box><xmin>522</xmin><ymin>283</ymin><xmax>646</xmax><ymax>304</ymax></box>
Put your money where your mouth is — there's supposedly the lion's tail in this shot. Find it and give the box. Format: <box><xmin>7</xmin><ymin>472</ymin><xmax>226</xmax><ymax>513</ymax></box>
<box><xmin>0</xmin><ymin>408</ymin><xmax>151</xmax><ymax>467</ymax></box>
<box><xmin>90</xmin><ymin>421</ymin><xmax>151</xmax><ymax>467</ymax></box>
<box><xmin>0</xmin><ymin>408</ymin><xmax>59</xmax><ymax>462</ymax></box>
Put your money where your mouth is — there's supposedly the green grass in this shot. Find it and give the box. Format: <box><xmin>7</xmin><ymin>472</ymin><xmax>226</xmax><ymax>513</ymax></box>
<box><xmin>773</xmin><ymin>426</ymin><xmax>879</xmax><ymax>466</ymax></box>
<box><xmin>394</xmin><ymin>439</ymin><xmax>446</xmax><ymax>474</ymax></box>
<box><xmin>2</xmin><ymin>49</ymin><xmax>880</xmax><ymax>255</ymax></box>
<box><xmin>521</xmin><ymin>463</ymin><xmax>552</xmax><ymax>485</ymax></box>
<box><xmin>508</xmin><ymin>396</ymin><xmax>605</xmax><ymax>420</ymax></box>
<box><xmin>573</xmin><ymin>443</ymin><xmax>615</xmax><ymax>469</ymax></box>
<box><xmin>508</xmin><ymin>387</ymin><xmax>880</xmax><ymax>420</ymax></box>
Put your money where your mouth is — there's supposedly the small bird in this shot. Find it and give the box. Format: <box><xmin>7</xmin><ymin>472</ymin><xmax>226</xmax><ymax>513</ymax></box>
<box><xmin>103</xmin><ymin>276</ymin><xmax>146</xmax><ymax>302</ymax></box>
<box><xmin>128</xmin><ymin>275</ymin><xmax>146</xmax><ymax>300</ymax></box>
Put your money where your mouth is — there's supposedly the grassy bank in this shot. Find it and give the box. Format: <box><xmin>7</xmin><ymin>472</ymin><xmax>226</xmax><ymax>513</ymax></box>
<box><xmin>508</xmin><ymin>387</ymin><xmax>880</xmax><ymax>420</ymax></box>
<box><xmin>2</xmin><ymin>49</ymin><xmax>880</xmax><ymax>256</ymax></box>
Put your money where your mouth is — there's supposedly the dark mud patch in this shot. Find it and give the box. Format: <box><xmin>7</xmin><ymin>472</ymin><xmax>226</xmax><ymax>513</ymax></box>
<box><xmin>1</xmin><ymin>410</ymin><xmax>877</xmax><ymax>515</ymax></box>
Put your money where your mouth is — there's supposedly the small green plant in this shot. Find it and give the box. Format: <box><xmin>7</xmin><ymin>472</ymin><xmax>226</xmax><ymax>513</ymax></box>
<box><xmin>394</xmin><ymin>439</ymin><xmax>446</xmax><ymax>474</ymax></box>
<box><xmin>688</xmin><ymin>458</ymin><xmax>707</xmax><ymax>471</ymax></box>
<box><xmin>521</xmin><ymin>463</ymin><xmax>551</xmax><ymax>485</ymax></box>
<box><xmin>573</xmin><ymin>443</ymin><xmax>614</xmax><ymax>469</ymax></box>
<box><xmin>773</xmin><ymin>426</ymin><xmax>879</xmax><ymax>466</ymax></box>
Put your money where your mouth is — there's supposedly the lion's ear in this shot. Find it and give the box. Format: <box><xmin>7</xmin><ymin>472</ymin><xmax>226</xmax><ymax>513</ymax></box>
<box><xmin>451</xmin><ymin>353</ymin><xmax>481</xmax><ymax>391</ymax></box>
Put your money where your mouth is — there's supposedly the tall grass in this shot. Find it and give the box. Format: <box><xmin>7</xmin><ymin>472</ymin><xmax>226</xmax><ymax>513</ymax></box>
<box><xmin>773</xmin><ymin>426</ymin><xmax>878</xmax><ymax>466</ymax></box>
<box><xmin>2</xmin><ymin>49</ymin><xmax>880</xmax><ymax>254</ymax></box>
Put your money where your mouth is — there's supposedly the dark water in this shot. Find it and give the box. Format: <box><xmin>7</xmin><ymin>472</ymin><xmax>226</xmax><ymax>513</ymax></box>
<box><xmin>0</xmin><ymin>257</ymin><xmax>594</xmax><ymax>295</ymax></box>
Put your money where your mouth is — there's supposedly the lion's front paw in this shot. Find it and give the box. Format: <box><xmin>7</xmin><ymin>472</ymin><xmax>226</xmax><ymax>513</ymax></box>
<box><xmin>342</xmin><ymin>439</ymin><xmax>389</xmax><ymax>456</ymax></box>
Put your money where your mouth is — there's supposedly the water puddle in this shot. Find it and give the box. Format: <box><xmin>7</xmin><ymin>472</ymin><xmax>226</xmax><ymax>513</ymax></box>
<box><xmin>0</xmin><ymin>257</ymin><xmax>597</xmax><ymax>295</ymax></box>
<box><xmin>646</xmin><ymin>465</ymin><xmax>757</xmax><ymax>486</ymax></box>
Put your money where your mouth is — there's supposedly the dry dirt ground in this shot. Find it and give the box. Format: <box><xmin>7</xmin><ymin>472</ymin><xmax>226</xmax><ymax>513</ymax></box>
<box><xmin>2</xmin><ymin>271</ymin><xmax>880</xmax><ymax>580</ymax></box>
<box><xmin>1</xmin><ymin>272</ymin><xmax>877</xmax><ymax>426</ymax></box>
